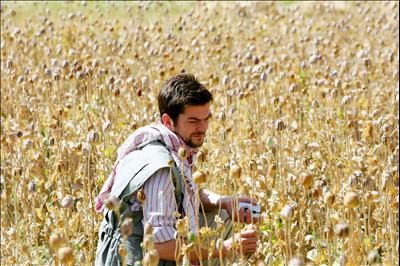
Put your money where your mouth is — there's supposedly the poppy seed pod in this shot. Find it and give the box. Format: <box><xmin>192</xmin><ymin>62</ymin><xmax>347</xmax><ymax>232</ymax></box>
<box><xmin>363</xmin><ymin>57</ymin><xmax>371</xmax><ymax>69</ymax></box>
<box><xmin>334</xmin><ymin>223</ymin><xmax>349</xmax><ymax>238</ymax></box>
<box><xmin>229</xmin><ymin>164</ymin><xmax>242</xmax><ymax>179</ymax></box>
<box><xmin>81</xmin><ymin>142</ymin><xmax>92</xmax><ymax>156</ymax></box>
<box><xmin>275</xmin><ymin>119</ymin><xmax>285</xmax><ymax>131</ymax></box>
<box><xmin>178</xmin><ymin>147</ymin><xmax>187</xmax><ymax>160</ymax></box>
<box><xmin>137</xmin><ymin>189</ymin><xmax>146</xmax><ymax>203</ymax></box>
<box><xmin>57</xmin><ymin>247</ymin><xmax>74</xmax><ymax>264</ymax></box>
<box><xmin>176</xmin><ymin>219</ymin><xmax>188</xmax><ymax>236</ymax></box>
<box><xmin>339</xmin><ymin>253</ymin><xmax>347</xmax><ymax>265</ymax></box>
<box><xmin>118</xmin><ymin>244</ymin><xmax>127</xmax><ymax>258</ymax></box>
<box><xmin>143</xmin><ymin>249</ymin><xmax>159</xmax><ymax>266</ymax></box>
<box><xmin>61</xmin><ymin>195</ymin><xmax>74</xmax><ymax>208</ymax></box>
<box><xmin>144</xmin><ymin>223</ymin><xmax>153</xmax><ymax>236</ymax></box>
<box><xmin>142</xmin><ymin>236</ymin><xmax>155</xmax><ymax>250</ymax></box>
<box><xmin>288</xmin><ymin>256</ymin><xmax>305</xmax><ymax>266</ymax></box>
<box><xmin>249</xmin><ymin>160</ymin><xmax>257</xmax><ymax>172</ymax></box>
<box><xmin>344</xmin><ymin>191</ymin><xmax>359</xmax><ymax>209</ymax></box>
<box><xmin>104</xmin><ymin>195</ymin><xmax>120</xmax><ymax>211</ymax></box>
<box><xmin>49</xmin><ymin>233</ymin><xmax>66</xmax><ymax>251</ymax></box>
<box><xmin>87</xmin><ymin>131</ymin><xmax>99</xmax><ymax>143</ymax></box>
<box><xmin>280</xmin><ymin>205</ymin><xmax>293</xmax><ymax>219</ymax></box>
<box><xmin>196</xmin><ymin>151</ymin><xmax>206</xmax><ymax>163</ymax></box>
<box><xmin>367</xmin><ymin>249</ymin><xmax>380</xmax><ymax>264</ymax></box>
<box><xmin>28</xmin><ymin>181</ymin><xmax>36</xmax><ymax>193</ymax></box>
<box><xmin>193</xmin><ymin>170</ymin><xmax>207</xmax><ymax>185</ymax></box>
<box><xmin>120</xmin><ymin>218</ymin><xmax>134</xmax><ymax>237</ymax></box>
<box><xmin>323</xmin><ymin>191</ymin><xmax>335</xmax><ymax>205</ymax></box>
<box><xmin>6</xmin><ymin>59</ymin><xmax>13</xmax><ymax>69</ymax></box>
<box><xmin>324</xmin><ymin>226</ymin><xmax>334</xmax><ymax>240</ymax></box>
<box><xmin>299</xmin><ymin>172</ymin><xmax>313</xmax><ymax>188</ymax></box>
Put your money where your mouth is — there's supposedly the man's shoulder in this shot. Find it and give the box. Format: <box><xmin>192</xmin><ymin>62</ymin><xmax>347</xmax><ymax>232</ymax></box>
<box><xmin>141</xmin><ymin>141</ymin><xmax>172</xmax><ymax>162</ymax></box>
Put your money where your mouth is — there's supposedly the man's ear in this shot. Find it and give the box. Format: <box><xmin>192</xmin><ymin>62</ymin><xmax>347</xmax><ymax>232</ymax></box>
<box><xmin>161</xmin><ymin>113</ymin><xmax>174</xmax><ymax>130</ymax></box>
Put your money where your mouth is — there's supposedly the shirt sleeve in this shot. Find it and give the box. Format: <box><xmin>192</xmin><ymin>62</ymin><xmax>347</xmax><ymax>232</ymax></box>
<box><xmin>142</xmin><ymin>167</ymin><xmax>177</xmax><ymax>243</ymax></box>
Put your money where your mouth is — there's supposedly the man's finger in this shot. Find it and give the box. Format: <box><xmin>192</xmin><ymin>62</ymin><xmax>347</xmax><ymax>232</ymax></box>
<box><xmin>246</xmin><ymin>209</ymin><xmax>252</xmax><ymax>224</ymax></box>
<box><xmin>238</xmin><ymin>195</ymin><xmax>258</xmax><ymax>205</ymax></box>
<box><xmin>240</xmin><ymin>229</ymin><xmax>257</xmax><ymax>237</ymax></box>
<box><xmin>239</xmin><ymin>207</ymin><xmax>245</xmax><ymax>223</ymax></box>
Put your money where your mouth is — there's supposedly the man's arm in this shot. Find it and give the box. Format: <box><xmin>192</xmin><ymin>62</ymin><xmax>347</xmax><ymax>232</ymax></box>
<box><xmin>199</xmin><ymin>188</ymin><xmax>259</xmax><ymax>224</ymax></box>
<box><xmin>198</xmin><ymin>188</ymin><xmax>229</xmax><ymax>211</ymax></box>
<box><xmin>154</xmin><ymin>238</ymin><xmax>223</xmax><ymax>261</ymax></box>
<box><xmin>154</xmin><ymin>229</ymin><xmax>258</xmax><ymax>261</ymax></box>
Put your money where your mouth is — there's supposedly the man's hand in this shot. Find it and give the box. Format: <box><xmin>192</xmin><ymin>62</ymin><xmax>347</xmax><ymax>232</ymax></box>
<box><xmin>221</xmin><ymin>196</ymin><xmax>259</xmax><ymax>224</ymax></box>
<box><xmin>222</xmin><ymin>227</ymin><xmax>259</xmax><ymax>255</ymax></box>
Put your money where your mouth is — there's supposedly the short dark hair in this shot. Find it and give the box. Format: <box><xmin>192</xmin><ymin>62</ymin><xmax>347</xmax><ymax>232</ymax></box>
<box><xmin>158</xmin><ymin>74</ymin><xmax>213</xmax><ymax>123</ymax></box>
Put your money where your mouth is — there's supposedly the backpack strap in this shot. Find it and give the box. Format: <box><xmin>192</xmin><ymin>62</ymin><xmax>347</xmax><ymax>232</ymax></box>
<box><xmin>105</xmin><ymin>141</ymin><xmax>184</xmax><ymax>224</ymax></box>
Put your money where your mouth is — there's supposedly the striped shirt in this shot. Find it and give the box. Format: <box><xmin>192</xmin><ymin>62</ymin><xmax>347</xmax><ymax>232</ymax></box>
<box><xmin>129</xmin><ymin>168</ymin><xmax>177</xmax><ymax>243</ymax></box>
<box><xmin>96</xmin><ymin>123</ymin><xmax>199</xmax><ymax>242</ymax></box>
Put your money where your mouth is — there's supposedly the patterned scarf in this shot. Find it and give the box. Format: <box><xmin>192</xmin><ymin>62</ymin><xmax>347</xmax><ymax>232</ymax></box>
<box><xmin>95</xmin><ymin>123</ymin><xmax>199</xmax><ymax>233</ymax></box>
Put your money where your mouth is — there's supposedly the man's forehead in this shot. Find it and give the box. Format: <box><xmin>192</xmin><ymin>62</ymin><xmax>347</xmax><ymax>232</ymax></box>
<box><xmin>181</xmin><ymin>104</ymin><xmax>212</xmax><ymax>118</ymax></box>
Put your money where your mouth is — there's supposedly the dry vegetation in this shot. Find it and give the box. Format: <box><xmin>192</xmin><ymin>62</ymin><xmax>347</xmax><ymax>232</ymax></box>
<box><xmin>1</xmin><ymin>1</ymin><xmax>399</xmax><ymax>265</ymax></box>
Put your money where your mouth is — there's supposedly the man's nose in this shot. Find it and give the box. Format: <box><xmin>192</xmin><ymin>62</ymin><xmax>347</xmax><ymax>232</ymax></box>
<box><xmin>197</xmin><ymin>121</ymin><xmax>208</xmax><ymax>132</ymax></box>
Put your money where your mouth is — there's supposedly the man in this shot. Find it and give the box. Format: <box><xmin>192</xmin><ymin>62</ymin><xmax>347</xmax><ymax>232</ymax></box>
<box><xmin>95</xmin><ymin>74</ymin><xmax>259</xmax><ymax>265</ymax></box>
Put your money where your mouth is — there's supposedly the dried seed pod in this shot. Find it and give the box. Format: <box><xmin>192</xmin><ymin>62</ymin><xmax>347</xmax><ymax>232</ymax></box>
<box><xmin>249</xmin><ymin>160</ymin><xmax>257</xmax><ymax>172</ymax></box>
<box><xmin>323</xmin><ymin>226</ymin><xmax>334</xmax><ymax>240</ymax></box>
<box><xmin>120</xmin><ymin>218</ymin><xmax>134</xmax><ymax>237</ymax></box>
<box><xmin>299</xmin><ymin>172</ymin><xmax>313</xmax><ymax>188</ymax></box>
<box><xmin>229</xmin><ymin>164</ymin><xmax>242</xmax><ymax>179</ymax></box>
<box><xmin>78</xmin><ymin>253</ymin><xmax>86</xmax><ymax>263</ymax></box>
<box><xmin>16</xmin><ymin>76</ymin><xmax>25</xmax><ymax>84</ymax></box>
<box><xmin>176</xmin><ymin>218</ymin><xmax>188</xmax><ymax>235</ymax></box>
<box><xmin>144</xmin><ymin>222</ymin><xmax>153</xmax><ymax>236</ymax></box>
<box><xmin>260</xmin><ymin>71</ymin><xmax>268</xmax><ymax>82</ymax></box>
<box><xmin>22</xmin><ymin>139</ymin><xmax>33</xmax><ymax>150</ymax></box>
<box><xmin>323</xmin><ymin>191</ymin><xmax>335</xmax><ymax>205</ymax></box>
<box><xmin>178</xmin><ymin>147</ymin><xmax>187</xmax><ymax>160</ymax></box>
<box><xmin>334</xmin><ymin>223</ymin><xmax>349</xmax><ymax>238</ymax></box>
<box><xmin>142</xmin><ymin>249</ymin><xmax>159</xmax><ymax>266</ymax></box>
<box><xmin>196</xmin><ymin>151</ymin><xmax>206</xmax><ymax>163</ymax></box>
<box><xmin>102</xmin><ymin>121</ymin><xmax>111</xmax><ymax>132</ymax></box>
<box><xmin>49</xmin><ymin>233</ymin><xmax>66</xmax><ymax>251</ymax></box>
<box><xmin>193</xmin><ymin>170</ymin><xmax>206</xmax><ymax>185</ymax></box>
<box><xmin>280</xmin><ymin>205</ymin><xmax>293</xmax><ymax>219</ymax></box>
<box><xmin>79</xmin><ymin>237</ymin><xmax>89</xmax><ymax>249</ymax></box>
<box><xmin>57</xmin><ymin>247</ymin><xmax>74</xmax><ymax>264</ymax></box>
<box><xmin>12</xmin><ymin>167</ymin><xmax>23</xmax><ymax>177</ymax></box>
<box><xmin>275</xmin><ymin>119</ymin><xmax>285</xmax><ymax>131</ymax></box>
<box><xmin>217</xmin><ymin>111</ymin><xmax>226</xmax><ymax>122</ymax></box>
<box><xmin>81</xmin><ymin>142</ymin><xmax>92</xmax><ymax>156</ymax></box>
<box><xmin>6</xmin><ymin>58</ymin><xmax>14</xmax><ymax>70</ymax></box>
<box><xmin>222</xmin><ymin>75</ymin><xmax>230</xmax><ymax>86</ymax></box>
<box><xmin>28</xmin><ymin>181</ymin><xmax>36</xmax><ymax>193</ymax></box>
<box><xmin>344</xmin><ymin>191</ymin><xmax>359</xmax><ymax>209</ymax></box>
<box><xmin>338</xmin><ymin>253</ymin><xmax>347</xmax><ymax>266</ymax></box>
<box><xmin>142</xmin><ymin>236</ymin><xmax>155</xmax><ymax>250</ymax></box>
<box><xmin>288</xmin><ymin>256</ymin><xmax>305</xmax><ymax>266</ymax></box>
<box><xmin>61</xmin><ymin>195</ymin><xmax>74</xmax><ymax>208</ymax></box>
<box><xmin>367</xmin><ymin>249</ymin><xmax>380</xmax><ymax>264</ymax></box>
<box><xmin>137</xmin><ymin>189</ymin><xmax>146</xmax><ymax>203</ymax></box>
<box><xmin>118</xmin><ymin>244</ymin><xmax>127</xmax><ymax>258</ymax></box>
<box><xmin>87</xmin><ymin>131</ymin><xmax>99</xmax><ymax>143</ymax></box>
<box><xmin>363</xmin><ymin>57</ymin><xmax>371</xmax><ymax>69</ymax></box>
<box><xmin>104</xmin><ymin>195</ymin><xmax>121</xmax><ymax>211</ymax></box>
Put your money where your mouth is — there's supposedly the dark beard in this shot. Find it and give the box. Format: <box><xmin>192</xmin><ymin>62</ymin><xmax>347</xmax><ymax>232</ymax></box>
<box><xmin>186</xmin><ymin>137</ymin><xmax>203</xmax><ymax>148</ymax></box>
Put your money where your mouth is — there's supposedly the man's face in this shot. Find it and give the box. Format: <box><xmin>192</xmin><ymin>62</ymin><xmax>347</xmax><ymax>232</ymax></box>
<box><xmin>172</xmin><ymin>103</ymin><xmax>212</xmax><ymax>148</ymax></box>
